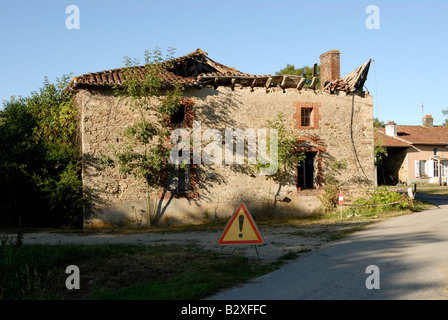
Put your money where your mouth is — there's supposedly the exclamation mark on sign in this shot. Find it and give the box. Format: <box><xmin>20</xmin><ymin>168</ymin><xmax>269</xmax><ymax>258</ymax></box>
<box><xmin>239</xmin><ymin>215</ymin><xmax>244</xmax><ymax>238</ymax></box>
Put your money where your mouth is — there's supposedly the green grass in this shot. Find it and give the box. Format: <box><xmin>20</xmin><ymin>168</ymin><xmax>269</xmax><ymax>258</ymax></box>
<box><xmin>0</xmin><ymin>192</ymin><xmax>436</xmax><ymax>300</ymax></box>
<box><xmin>415</xmin><ymin>186</ymin><xmax>448</xmax><ymax>196</ymax></box>
<box><xmin>0</xmin><ymin>240</ymin><xmax>276</xmax><ymax>300</ymax></box>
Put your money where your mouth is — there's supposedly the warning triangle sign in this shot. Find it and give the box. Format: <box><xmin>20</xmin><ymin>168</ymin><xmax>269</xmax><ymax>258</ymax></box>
<box><xmin>218</xmin><ymin>202</ymin><xmax>264</xmax><ymax>245</ymax></box>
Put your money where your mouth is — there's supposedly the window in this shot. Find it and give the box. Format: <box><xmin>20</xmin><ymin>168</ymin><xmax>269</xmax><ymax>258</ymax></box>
<box><xmin>167</xmin><ymin>164</ymin><xmax>191</xmax><ymax>192</ymax></box>
<box><xmin>297</xmin><ymin>152</ymin><xmax>316</xmax><ymax>190</ymax></box>
<box><xmin>434</xmin><ymin>160</ymin><xmax>439</xmax><ymax>178</ymax></box>
<box><xmin>301</xmin><ymin>108</ymin><xmax>312</xmax><ymax>127</ymax></box>
<box><xmin>415</xmin><ymin>160</ymin><xmax>427</xmax><ymax>177</ymax></box>
<box><xmin>293</xmin><ymin>102</ymin><xmax>321</xmax><ymax>129</ymax></box>
<box><xmin>170</xmin><ymin>105</ymin><xmax>185</xmax><ymax>124</ymax></box>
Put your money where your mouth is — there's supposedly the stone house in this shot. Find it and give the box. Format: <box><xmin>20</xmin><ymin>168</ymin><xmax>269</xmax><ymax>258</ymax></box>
<box><xmin>66</xmin><ymin>49</ymin><xmax>375</xmax><ymax>227</ymax></box>
<box><xmin>376</xmin><ymin>115</ymin><xmax>448</xmax><ymax>186</ymax></box>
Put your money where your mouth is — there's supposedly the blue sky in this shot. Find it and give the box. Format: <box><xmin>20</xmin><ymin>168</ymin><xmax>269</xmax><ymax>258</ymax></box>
<box><xmin>1</xmin><ymin>0</ymin><xmax>447</xmax><ymax>125</ymax></box>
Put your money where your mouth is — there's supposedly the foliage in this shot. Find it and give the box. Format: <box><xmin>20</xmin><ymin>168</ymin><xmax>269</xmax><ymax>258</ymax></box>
<box><xmin>373</xmin><ymin>117</ymin><xmax>385</xmax><ymax>128</ymax></box>
<box><xmin>253</xmin><ymin>113</ymin><xmax>305</xmax><ymax>208</ymax></box>
<box><xmin>254</xmin><ymin>113</ymin><xmax>305</xmax><ymax>182</ymax></box>
<box><xmin>349</xmin><ymin>190</ymin><xmax>409</xmax><ymax>215</ymax></box>
<box><xmin>0</xmin><ymin>243</ymin><xmax>274</xmax><ymax>300</ymax></box>
<box><xmin>374</xmin><ymin>130</ymin><xmax>388</xmax><ymax>167</ymax></box>
<box><xmin>110</xmin><ymin>47</ymin><xmax>183</xmax><ymax>226</ymax></box>
<box><xmin>442</xmin><ymin>107</ymin><xmax>448</xmax><ymax>126</ymax></box>
<box><xmin>0</xmin><ymin>75</ymin><xmax>84</xmax><ymax>228</ymax></box>
<box><xmin>318</xmin><ymin>160</ymin><xmax>347</xmax><ymax>213</ymax></box>
<box><xmin>275</xmin><ymin>64</ymin><xmax>320</xmax><ymax>89</ymax></box>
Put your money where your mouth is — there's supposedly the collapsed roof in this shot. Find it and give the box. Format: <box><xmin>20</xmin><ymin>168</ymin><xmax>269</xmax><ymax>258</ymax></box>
<box><xmin>323</xmin><ymin>59</ymin><xmax>372</xmax><ymax>93</ymax></box>
<box><xmin>65</xmin><ymin>48</ymin><xmax>371</xmax><ymax>94</ymax></box>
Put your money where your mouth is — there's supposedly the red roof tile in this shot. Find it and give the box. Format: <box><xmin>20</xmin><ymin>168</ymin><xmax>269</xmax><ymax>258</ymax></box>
<box><xmin>375</xmin><ymin>130</ymin><xmax>409</xmax><ymax>147</ymax></box>
<box><xmin>376</xmin><ymin>125</ymin><xmax>448</xmax><ymax>147</ymax></box>
<box><xmin>324</xmin><ymin>59</ymin><xmax>372</xmax><ymax>93</ymax></box>
<box><xmin>66</xmin><ymin>49</ymin><xmax>372</xmax><ymax>94</ymax></box>
<box><xmin>65</xmin><ymin>49</ymin><xmax>248</xmax><ymax>92</ymax></box>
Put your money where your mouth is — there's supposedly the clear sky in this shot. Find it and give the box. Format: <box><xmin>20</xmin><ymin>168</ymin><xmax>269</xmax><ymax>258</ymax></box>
<box><xmin>1</xmin><ymin>0</ymin><xmax>447</xmax><ymax>125</ymax></box>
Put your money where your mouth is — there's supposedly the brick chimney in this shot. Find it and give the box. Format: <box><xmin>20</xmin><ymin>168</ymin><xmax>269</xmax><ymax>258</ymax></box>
<box><xmin>423</xmin><ymin>115</ymin><xmax>433</xmax><ymax>127</ymax></box>
<box><xmin>320</xmin><ymin>50</ymin><xmax>340</xmax><ymax>89</ymax></box>
<box><xmin>385</xmin><ymin>121</ymin><xmax>397</xmax><ymax>137</ymax></box>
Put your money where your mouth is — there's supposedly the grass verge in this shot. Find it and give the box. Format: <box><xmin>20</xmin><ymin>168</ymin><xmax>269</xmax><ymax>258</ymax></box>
<box><xmin>0</xmin><ymin>240</ymin><xmax>276</xmax><ymax>300</ymax></box>
<box><xmin>0</xmin><ymin>191</ymin><xmax>438</xmax><ymax>300</ymax></box>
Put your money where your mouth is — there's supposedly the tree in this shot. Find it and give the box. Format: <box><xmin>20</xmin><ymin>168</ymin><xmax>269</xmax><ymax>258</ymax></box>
<box><xmin>254</xmin><ymin>113</ymin><xmax>305</xmax><ymax>208</ymax></box>
<box><xmin>110</xmin><ymin>47</ymin><xmax>183</xmax><ymax>226</ymax></box>
<box><xmin>374</xmin><ymin>133</ymin><xmax>388</xmax><ymax>167</ymax></box>
<box><xmin>275</xmin><ymin>64</ymin><xmax>320</xmax><ymax>89</ymax></box>
<box><xmin>0</xmin><ymin>76</ymin><xmax>84</xmax><ymax>228</ymax></box>
<box><xmin>373</xmin><ymin>117</ymin><xmax>385</xmax><ymax>128</ymax></box>
<box><xmin>442</xmin><ymin>107</ymin><xmax>448</xmax><ymax>126</ymax></box>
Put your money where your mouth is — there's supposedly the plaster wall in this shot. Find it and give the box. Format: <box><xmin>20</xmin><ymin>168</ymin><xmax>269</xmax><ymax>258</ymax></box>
<box><xmin>73</xmin><ymin>85</ymin><xmax>374</xmax><ymax>227</ymax></box>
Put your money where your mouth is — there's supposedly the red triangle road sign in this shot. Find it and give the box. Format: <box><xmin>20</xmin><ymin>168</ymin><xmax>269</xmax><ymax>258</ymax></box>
<box><xmin>218</xmin><ymin>202</ymin><xmax>264</xmax><ymax>245</ymax></box>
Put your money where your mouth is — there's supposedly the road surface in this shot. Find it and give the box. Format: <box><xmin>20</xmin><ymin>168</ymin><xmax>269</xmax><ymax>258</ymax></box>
<box><xmin>208</xmin><ymin>193</ymin><xmax>448</xmax><ymax>300</ymax></box>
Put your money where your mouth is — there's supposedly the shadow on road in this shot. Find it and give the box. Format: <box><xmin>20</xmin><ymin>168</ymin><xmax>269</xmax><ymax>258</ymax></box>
<box><xmin>415</xmin><ymin>192</ymin><xmax>448</xmax><ymax>207</ymax></box>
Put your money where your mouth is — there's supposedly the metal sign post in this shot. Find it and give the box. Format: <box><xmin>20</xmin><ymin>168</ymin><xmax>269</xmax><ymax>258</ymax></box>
<box><xmin>218</xmin><ymin>202</ymin><xmax>264</xmax><ymax>260</ymax></box>
<box><xmin>339</xmin><ymin>193</ymin><xmax>344</xmax><ymax>223</ymax></box>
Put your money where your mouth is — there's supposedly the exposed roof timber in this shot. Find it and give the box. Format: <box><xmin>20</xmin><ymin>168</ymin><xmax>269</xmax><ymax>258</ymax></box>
<box><xmin>297</xmin><ymin>78</ymin><xmax>306</xmax><ymax>90</ymax></box>
<box><xmin>324</xmin><ymin>59</ymin><xmax>372</xmax><ymax>94</ymax></box>
<box><xmin>66</xmin><ymin>48</ymin><xmax>372</xmax><ymax>95</ymax></box>
<box><xmin>198</xmin><ymin>74</ymin><xmax>306</xmax><ymax>90</ymax></box>
<box><xmin>308</xmin><ymin>63</ymin><xmax>318</xmax><ymax>90</ymax></box>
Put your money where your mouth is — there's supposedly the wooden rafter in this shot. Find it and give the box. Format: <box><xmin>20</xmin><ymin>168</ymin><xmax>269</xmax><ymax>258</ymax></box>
<box><xmin>297</xmin><ymin>77</ymin><xmax>305</xmax><ymax>90</ymax></box>
<box><xmin>213</xmin><ymin>77</ymin><xmax>219</xmax><ymax>89</ymax></box>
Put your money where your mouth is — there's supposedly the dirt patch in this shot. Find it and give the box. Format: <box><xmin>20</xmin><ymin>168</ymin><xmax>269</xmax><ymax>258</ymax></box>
<box><xmin>10</xmin><ymin>221</ymin><xmax>372</xmax><ymax>264</ymax></box>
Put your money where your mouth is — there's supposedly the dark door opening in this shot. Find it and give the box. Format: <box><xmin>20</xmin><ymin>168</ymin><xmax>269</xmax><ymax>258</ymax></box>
<box><xmin>170</xmin><ymin>104</ymin><xmax>185</xmax><ymax>124</ymax></box>
<box><xmin>297</xmin><ymin>152</ymin><xmax>316</xmax><ymax>190</ymax></box>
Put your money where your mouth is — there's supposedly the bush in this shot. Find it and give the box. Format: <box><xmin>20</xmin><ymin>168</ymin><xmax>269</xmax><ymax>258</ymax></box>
<box><xmin>0</xmin><ymin>75</ymin><xmax>85</xmax><ymax>228</ymax></box>
<box><xmin>349</xmin><ymin>189</ymin><xmax>409</xmax><ymax>215</ymax></box>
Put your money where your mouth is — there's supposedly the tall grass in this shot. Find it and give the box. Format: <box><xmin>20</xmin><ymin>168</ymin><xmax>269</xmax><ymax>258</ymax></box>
<box><xmin>0</xmin><ymin>239</ymin><xmax>274</xmax><ymax>300</ymax></box>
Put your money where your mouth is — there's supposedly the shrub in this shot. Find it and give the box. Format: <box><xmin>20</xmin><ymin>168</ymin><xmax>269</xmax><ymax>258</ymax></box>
<box><xmin>350</xmin><ymin>189</ymin><xmax>409</xmax><ymax>215</ymax></box>
<box><xmin>0</xmin><ymin>75</ymin><xmax>85</xmax><ymax>228</ymax></box>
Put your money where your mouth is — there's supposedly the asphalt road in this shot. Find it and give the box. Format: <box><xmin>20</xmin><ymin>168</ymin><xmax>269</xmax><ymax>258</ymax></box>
<box><xmin>207</xmin><ymin>193</ymin><xmax>448</xmax><ymax>300</ymax></box>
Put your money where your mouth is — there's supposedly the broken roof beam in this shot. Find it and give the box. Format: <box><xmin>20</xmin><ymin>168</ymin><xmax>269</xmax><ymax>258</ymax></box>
<box><xmin>250</xmin><ymin>78</ymin><xmax>257</xmax><ymax>91</ymax></box>
<box><xmin>308</xmin><ymin>63</ymin><xmax>318</xmax><ymax>90</ymax></box>
<box><xmin>296</xmin><ymin>77</ymin><xmax>306</xmax><ymax>90</ymax></box>
<box><xmin>199</xmin><ymin>74</ymin><xmax>306</xmax><ymax>90</ymax></box>
<box><xmin>265</xmin><ymin>76</ymin><xmax>272</xmax><ymax>92</ymax></box>
<box><xmin>309</xmin><ymin>77</ymin><xmax>317</xmax><ymax>90</ymax></box>
<box><xmin>213</xmin><ymin>77</ymin><xmax>219</xmax><ymax>89</ymax></box>
<box><xmin>280</xmin><ymin>76</ymin><xmax>288</xmax><ymax>90</ymax></box>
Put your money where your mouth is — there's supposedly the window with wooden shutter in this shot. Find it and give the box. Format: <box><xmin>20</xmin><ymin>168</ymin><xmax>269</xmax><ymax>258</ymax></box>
<box><xmin>415</xmin><ymin>160</ymin><xmax>420</xmax><ymax>178</ymax></box>
<box><xmin>428</xmin><ymin>159</ymin><xmax>435</xmax><ymax>178</ymax></box>
<box><xmin>167</xmin><ymin>164</ymin><xmax>191</xmax><ymax>192</ymax></box>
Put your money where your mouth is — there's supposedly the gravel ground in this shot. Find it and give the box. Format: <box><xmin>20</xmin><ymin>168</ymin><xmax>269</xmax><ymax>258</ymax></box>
<box><xmin>1</xmin><ymin>222</ymin><xmax>369</xmax><ymax>264</ymax></box>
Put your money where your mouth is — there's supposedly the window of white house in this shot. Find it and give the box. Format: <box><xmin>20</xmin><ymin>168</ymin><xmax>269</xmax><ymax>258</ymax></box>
<box><xmin>415</xmin><ymin>160</ymin><xmax>427</xmax><ymax>177</ymax></box>
<box><xmin>433</xmin><ymin>160</ymin><xmax>439</xmax><ymax>177</ymax></box>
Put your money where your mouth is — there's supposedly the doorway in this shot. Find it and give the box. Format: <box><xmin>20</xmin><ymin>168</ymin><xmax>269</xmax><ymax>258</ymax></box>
<box><xmin>297</xmin><ymin>152</ymin><xmax>316</xmax><ymax>190</ymax></box>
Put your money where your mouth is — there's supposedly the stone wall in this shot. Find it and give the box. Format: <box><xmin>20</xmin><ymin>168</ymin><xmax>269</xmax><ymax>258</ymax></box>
<box><xmin>73</xmin><ymin>85</ymin><xmax>374</xmax><ymax>227</ymax></box>
<box><xmin>379</xmin><ymin>147</ymin><xmax>408</xmax><ymax>185</ymax></box>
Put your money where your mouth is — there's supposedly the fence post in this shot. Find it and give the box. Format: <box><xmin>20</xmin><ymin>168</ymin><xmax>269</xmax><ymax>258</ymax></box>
<box><xmin>338</xmin><ymin>193</ymin><xmax>344</xmax><ymax>223</ymax></box>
